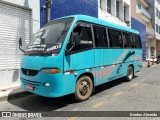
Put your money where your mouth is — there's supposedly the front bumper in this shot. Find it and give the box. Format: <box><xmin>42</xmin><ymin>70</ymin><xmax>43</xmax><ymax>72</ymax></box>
<box><xmin>20</xmin><ymin>70</ymin><xmax>64</xmax><ymax>98</ymax></box>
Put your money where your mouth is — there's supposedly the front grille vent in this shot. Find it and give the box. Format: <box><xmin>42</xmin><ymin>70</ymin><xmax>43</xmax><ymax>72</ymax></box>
<box><xmin>21</xmin><ymin>68</ymin><xmax>39</xmax><ymax>76</ymax></box>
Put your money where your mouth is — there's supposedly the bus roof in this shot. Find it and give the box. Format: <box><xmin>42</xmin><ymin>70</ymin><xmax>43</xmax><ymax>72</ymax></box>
<box><xmin>55</xmin><ymin>14</ymin><xmax>139</xmax><ymax>35</ymax></box>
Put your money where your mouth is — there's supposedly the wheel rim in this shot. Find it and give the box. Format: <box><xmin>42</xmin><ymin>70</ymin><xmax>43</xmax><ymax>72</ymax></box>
<box><xmin>79</xmin><ymin>81</ymin><xmax>90</xmax><ymax>96</ymax></box>
<box><xmin>128</xmin><ymin>67</ymin><xmax>133</xmax><ymax>80</ymax></box>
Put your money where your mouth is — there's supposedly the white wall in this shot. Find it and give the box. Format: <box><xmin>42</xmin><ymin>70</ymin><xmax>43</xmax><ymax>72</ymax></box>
<box><xmin>2</xmin><ymin>0</ymin><xmax>40</xmax><ymax>34</ymax></box>
<box><xmin>98</xmin><ymin>0</ymin><xmax>131</xmax><ymax>27</ymax></box>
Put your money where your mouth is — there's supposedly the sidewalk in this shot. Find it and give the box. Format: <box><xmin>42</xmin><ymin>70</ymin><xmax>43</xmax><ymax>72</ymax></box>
<box><xmin>143</xmin><ymin>61</ymin><xmax>148</xmax><ymax>68</ymax></box>
<box><xmin>0</xmin><ymin>84</ymin><xmax>31</xmax><ymax>102</ymax></box>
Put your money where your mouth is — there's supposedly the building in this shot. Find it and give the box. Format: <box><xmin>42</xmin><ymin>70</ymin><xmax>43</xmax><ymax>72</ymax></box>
<box><xmin>147</xmin><ymin>0</ymin><xmax>160</xmax><ymax>58</ymax></box>
<box><xmin>0</xmin><ymin>0</ymin><xmax>40</xmax><ymax>89</ymax></box>
<box><xmin>98</xmin><ymin>0</ymin><xmax>131</xmax><ymax>27</ymax></box>
<box><xmin>40</xmin><ymin>0</ymin><xmax>98</xmax><ymax>27</ymax></box>
<box><xmin>131</xmin><ymin>0</ymin><xmax>160</xmax><ymax>61</ymax></box>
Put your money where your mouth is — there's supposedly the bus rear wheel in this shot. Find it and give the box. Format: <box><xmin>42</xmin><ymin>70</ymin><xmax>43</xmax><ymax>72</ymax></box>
<box><xmin>74</xmin><ymin>76</ymin><xmax>93</xmax><ymax>102</ymax></box>
<box><xmin>126</xmin><ymin>66</ymin><xmax>134</xmax><ymax>82</ymax></box>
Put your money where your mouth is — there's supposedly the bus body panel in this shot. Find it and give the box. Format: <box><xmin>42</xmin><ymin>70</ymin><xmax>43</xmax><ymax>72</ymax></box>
<box><xmin>63</xmin><ymin>49</ymin><xmax>95</xmax><ymax>95</ymax></box>
<box><xmin>20</xmin><ymin>55</ymin><xmax>64</xmax><ymax>97</ymax></box>
<box><xmin>94</xmin><ymin>49</ymin><xmax>142</xmax><ymax>86</ymax></box>
<box><xmin>64</xmin><ymin>50</ymin><xmax>95</xmax><ymax>71</ymax></box>
<box><xmin>21</xmin><ymin>72</ymin><xmax>63</xmax><ymax>97</ymax></box>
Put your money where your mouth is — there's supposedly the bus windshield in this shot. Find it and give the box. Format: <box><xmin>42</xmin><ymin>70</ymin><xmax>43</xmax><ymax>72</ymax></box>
<box><xmin>25</xmin><ymin>17</ymin><xmax>74</xmax><ymax>55</ymax></box>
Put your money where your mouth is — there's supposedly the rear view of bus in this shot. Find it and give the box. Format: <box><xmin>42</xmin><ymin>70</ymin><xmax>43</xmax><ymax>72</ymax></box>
<box><xmin>20</xmin><ymin>15</ymin><xmax>142</xmax><ymax>101</ymax></box>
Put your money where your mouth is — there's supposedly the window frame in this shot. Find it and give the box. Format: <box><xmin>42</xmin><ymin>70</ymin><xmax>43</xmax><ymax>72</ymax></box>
<box><xmin>107</xmin><ymin>0</ymin><xmax>111</xmax><ymax>14</ymax></box>
<box><xmin>132</xmin><ymin>33</ymin><xmax>142</xmax><ymax>49</ymax></box>
<box><xmin>106</xmin><ymin>27</ymin><xmax>141</xmax><ymax>49</ymax></box>
<box><xmin>107</xmin><ymin>27</ymin><xmax>123</xmax><ymax>48</ymax></box>
<box><xmin>122</xmin><ymin>31</ymin><xmax>133</xmax><ymax>48</ymax></box>
<box><xmin>116</xmin><ymin>0</ymin><xmax>120</xmax><ymax>18</ymax></box>
<box><xmin>93</xmin><ymin>24</ymin><xmax>109</xmax><ymax>48</ymax></box>
<box><xmin>66</xmin><ymin>20</ymin><xmax>142</xmax><ymax>55</ymax></box>
<box><xmin>66</xmin><ymin>21</ymin><xmax>94</xmax><ymax>55</ymax></box>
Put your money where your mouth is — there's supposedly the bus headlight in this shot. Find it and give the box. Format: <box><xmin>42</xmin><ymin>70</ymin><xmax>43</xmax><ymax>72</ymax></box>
<box><xmin>41</xmin><ymin>68</ymin><xmax>60</xmax><ymax>74</ymax></box>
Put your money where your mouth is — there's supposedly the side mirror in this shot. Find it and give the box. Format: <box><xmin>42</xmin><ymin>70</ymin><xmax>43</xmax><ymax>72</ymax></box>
<box><xmin>19</xmin><ymin>38</ymin><xmax>25</xmax><ymax>52</ymax></box>
<box><xmin>19</xmin><ymin>38</ymin><xmax>22</xmax><ymax>47</ymax></box>
<box><xmin>73</xmin><ymin>32</ymin><xmax>80</xmax><ymax>45</ymax></box>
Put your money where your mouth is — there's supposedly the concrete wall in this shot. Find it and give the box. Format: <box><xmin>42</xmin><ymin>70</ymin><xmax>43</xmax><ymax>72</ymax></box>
<box><xmin>98</xmin><ymin>0</ymin><xmax>131</xmax><ymax>27</ymax></box>
<box><xmin>131</xmin><ymin>0</ymin><xmax>144</xmax><ymax>23</ymax></box>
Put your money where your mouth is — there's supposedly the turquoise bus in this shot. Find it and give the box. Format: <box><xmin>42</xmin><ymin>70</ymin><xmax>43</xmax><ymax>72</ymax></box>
<box><xmin>19</xmin><ymin>15</ymin><xmax>142</xmax><ymax>101</ymax></box>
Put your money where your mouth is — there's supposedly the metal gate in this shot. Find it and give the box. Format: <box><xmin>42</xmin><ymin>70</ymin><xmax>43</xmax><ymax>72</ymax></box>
<box><xmin>0</xmin><ymin>2</ymin><xmax>31</xmax><ymax>70</ymax></box>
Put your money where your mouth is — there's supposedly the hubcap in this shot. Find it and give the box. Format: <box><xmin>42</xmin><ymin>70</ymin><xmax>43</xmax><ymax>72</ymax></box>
<box><xmin>79</xmin><ymin>81</ymin><xmax>89</xmax><ymax>96</ymax></box>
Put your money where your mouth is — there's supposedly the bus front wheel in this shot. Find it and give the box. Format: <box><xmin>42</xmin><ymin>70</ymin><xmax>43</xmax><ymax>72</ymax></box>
<box><xmin>74</xmin><ymin>76</ymin><xmax>93</xmax><ymax>101</ymax></box>
<box><xmin>126</xmin><ymin>66</ymin><xmax>134</xmax><ymax>82</ymax></box>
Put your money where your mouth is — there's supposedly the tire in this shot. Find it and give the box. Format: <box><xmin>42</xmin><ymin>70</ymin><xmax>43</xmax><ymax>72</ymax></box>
<box><xmin>74</xmin><ymin>76</ymin><xmax>93</xmax><ymax>102</ymax></box>
<box><xmin>126</xmin><ymin>66</ymin><xmax>134</xmax><ymax>82</ymax></box>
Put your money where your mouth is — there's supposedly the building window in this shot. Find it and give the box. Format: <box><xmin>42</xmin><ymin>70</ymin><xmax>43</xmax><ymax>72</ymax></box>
<box><xmin>100</xmin><ymin>0</ymin><xmax>106</xmax><ymax>12</ymax></box>
<box><xmin>156</xmin><ymin>24</ymin><xmax>159</xmax><ymax>33</ymax></box>
<box><xmin>159</xmin><ymin>26</ymin><xmax>160</xmax><ymax>34</ymax></box>
<box><xmin>156</xmin><ymin>8</ymin><xmax>159</xmax><ymax>17</ymax></box>
<box><xmin>137</xmin><ymin>2</ymin><xmax>141</xmax><ymax>9</ymax></box>
<box><xmin>124</xmin><ymin>6</ymin><xmax>126</xmax><ymax>20</ymax></box>
<box><xmin>159</xmin><ymin>11</ymin><xmax>160</xmax><ymax>19</ymax></box>
<box><xmin>116</xmin><ymin>0</ymin><xmax>120</xmax><ymax>18</ymax></box>
<box><xmin>107</xmin><ymin>0</ymin><xmax>111</xmax><ymax>13</ymax></box>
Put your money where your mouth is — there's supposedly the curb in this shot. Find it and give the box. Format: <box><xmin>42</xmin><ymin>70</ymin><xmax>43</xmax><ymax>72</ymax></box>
<box><xmin>0</xmin><ymin>90</ymin><xmax>32</xmax><ymax>102</ymax></box>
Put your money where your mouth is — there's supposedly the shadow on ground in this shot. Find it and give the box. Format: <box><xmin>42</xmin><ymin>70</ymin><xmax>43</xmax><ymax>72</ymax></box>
<box><xmin>7</xmin><ymin>76</ymin><xmax>137</xmax><ymax>112</ymax></box>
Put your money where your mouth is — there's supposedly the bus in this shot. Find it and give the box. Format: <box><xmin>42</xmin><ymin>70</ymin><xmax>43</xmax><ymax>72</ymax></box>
<box><xmin>19</xmin><ymin>15</ymin><xmax>142</xmax><ymax>101</ymax></box>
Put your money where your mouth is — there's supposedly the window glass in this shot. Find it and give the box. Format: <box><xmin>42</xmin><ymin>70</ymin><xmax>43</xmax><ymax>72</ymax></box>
<box><xmin>93</xmin><ymin>25</ymin><xmax>108</xmax><ymax>48</ymax></box>
<box><xmin>116</xmin><ymin>1</ymin><xmax>120</xmax><ymax>18</ymax></box>
<box><xmin>156</xmin><ymin>8</ymin><xmax>159</xmax><ymax>17</ymax></box>
<box><xmin>67</xmin><ymin>22</ymin><xmax>93</xmax><ymax>52</ymax></box>
<box><xmin>122</xmin><ymin>32</ymin><xmax>133</xmax><ymax>48</ymax></box>
<box><xmin>107</xmin><ymin>0</ymin><xmax>111</xmax><ymax>13</ymax></box>
<box><xmin>132</xmin><ymin>34</ymin><xmax>141</xmax><ymax>48</ymax></box>
<box><xmin>156</xmin><ymin>24</ymin><xmax>159</xmax><ymax>33</ymax></box>
<box><xmin>108</xmin><ymin>29</ymin><xmax>123</xmax><ymax>48</ymax></box>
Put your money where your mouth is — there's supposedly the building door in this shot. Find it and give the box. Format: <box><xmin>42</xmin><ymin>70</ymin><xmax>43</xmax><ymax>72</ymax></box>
<box><xmin>0</xmin><ymin>2</ymin><xmax>31</xmax><ymax>70</ymax></box>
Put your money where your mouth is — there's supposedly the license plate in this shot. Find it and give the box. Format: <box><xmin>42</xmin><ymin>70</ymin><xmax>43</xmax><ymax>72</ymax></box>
<box><xmin>26</xmin><ymin>84</ymin><xmax>34</xmax><ymax>91</ymax></box>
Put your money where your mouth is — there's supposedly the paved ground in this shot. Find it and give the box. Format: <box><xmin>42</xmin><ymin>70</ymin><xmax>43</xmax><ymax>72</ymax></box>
<box><xmin>0</xmin><ymin>64</ymin><xmax>160</xmax><ymax>120</ymax></box>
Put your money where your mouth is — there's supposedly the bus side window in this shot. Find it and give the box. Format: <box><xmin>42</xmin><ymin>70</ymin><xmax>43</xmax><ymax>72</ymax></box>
<box><xmin>93</xmin><ymin>25</ymin><xmax>108</xmax><ymax>48</ymax></box>
<box><xmin>132</xmin><ymin>34</ymin><xmax>141</xmax><ymax>48</ymax></box>
<box><xmin>67</xmin><ymin>23</ymin><xmax>93</xmax><ymax>53</ymax></box>
<box><xmin>108</xmin><ymin>29</ymin><xmax>123</xmax><ymax>48</ymax></box>
<box><xmin>122</xmin><ymin>32</ymin><xmax>132</xmax><ymax>48</ymax></box>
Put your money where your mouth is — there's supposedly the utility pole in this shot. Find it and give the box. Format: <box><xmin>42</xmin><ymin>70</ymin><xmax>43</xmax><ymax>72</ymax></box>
<box><xmin>45</xmin><ymin>0</ymin><xmax>52</xmax><ymax>24</ymax></box>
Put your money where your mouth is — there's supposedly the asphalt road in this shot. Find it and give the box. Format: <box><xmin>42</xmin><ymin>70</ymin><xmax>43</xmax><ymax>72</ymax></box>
<box><xmin>0</xmin><ymin>64</ymin><xmax>160</xmax><ymax>120</ymax></box>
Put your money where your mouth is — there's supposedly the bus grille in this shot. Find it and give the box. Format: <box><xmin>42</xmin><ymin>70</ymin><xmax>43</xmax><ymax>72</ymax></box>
<box><xmin>21</xmin><ymin>68</ymin><xmax>39</xmax><ymax>76</ymax></box>
<box><xmin>21</xmin><ymin>78</ymin><xmax>42</xmax><ymax>88</ymax></box>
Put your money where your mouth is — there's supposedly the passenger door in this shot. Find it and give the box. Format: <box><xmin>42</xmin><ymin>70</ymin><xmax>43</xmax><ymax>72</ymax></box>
<box><xmin>93</xmin><ymin>25</ymin><xmax>109</xmax><ymax>85</ymax></box>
